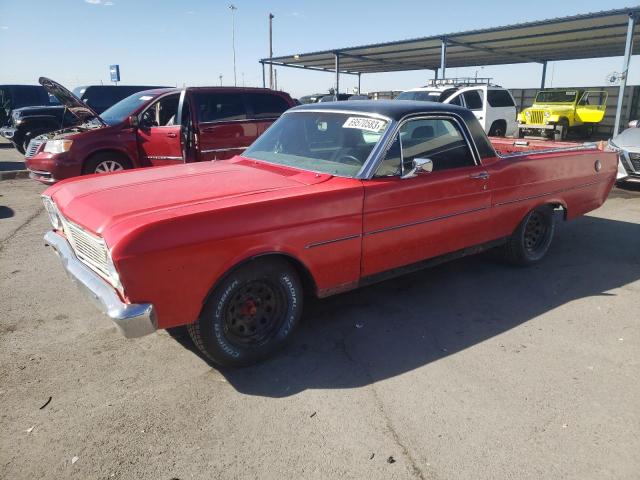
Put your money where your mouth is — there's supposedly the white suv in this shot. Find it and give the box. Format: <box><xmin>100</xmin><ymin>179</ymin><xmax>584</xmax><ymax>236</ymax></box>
<box><xmin>396</xmin><ymin>79</ymin><xmax>517</xmax><ymax>137</ymax></box>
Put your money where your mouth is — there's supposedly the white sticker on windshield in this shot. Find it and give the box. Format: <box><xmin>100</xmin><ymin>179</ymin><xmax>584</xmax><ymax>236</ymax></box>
<box><xmin>343</xmin><ymin>117</ymin><xmax>386</xmax><ymax>132</ymax></box>
<box><xmin>139</xmin><ymin>95</ymin><xmax>153</xmax><ymax>101</ymax></box>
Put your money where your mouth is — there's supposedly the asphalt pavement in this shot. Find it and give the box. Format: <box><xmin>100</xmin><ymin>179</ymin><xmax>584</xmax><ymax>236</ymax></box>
<box><xmin>0</xmin><ymin>177</ymin><xmax>639</xmax><ymax>479</ymax></box>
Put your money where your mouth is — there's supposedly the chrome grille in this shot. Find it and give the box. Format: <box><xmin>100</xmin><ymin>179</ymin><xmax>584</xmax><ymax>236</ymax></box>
<box><xmin>25</xmin><ymin>139</ymin><xmax>45</xmax><ymax>158</ymax></box>
<box><xmin>62</xmin><ymin>219</ymin><xmax>110</xmax><ymax>278</ymax></box>
<box><xmin>628</xmin><ymin>153</ymin><xmax>640</xmax><ymax>172</ymax></box>
<box><xmin>528</xmin><ymin>110</ymin><xmax>544</xmax><ymax>124</ymax></box>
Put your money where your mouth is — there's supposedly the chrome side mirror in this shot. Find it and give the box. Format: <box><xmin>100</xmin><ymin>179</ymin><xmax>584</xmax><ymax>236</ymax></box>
<box><xmin>401</xmin><ymin>157</ymin><xmax>433</xmax><ymax>179</ymax></box>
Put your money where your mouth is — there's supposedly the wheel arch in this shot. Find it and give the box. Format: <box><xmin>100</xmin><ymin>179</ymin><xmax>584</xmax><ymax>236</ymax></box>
<box><xmin>203</xmin><ymin>251</ymin><xmax>319</xmax><ymax>307</ymax></box>
<box><xmin>82</xmin><ymin>148</ymin><xmax>134</xmax><ymax>174</ymax></box>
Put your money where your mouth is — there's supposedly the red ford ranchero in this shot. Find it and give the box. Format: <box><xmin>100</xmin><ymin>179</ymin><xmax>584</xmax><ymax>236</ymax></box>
<box><xmin>42</xmin><ymin>100</ymin><xmax>617</xmax><ymax>366</ymax></box>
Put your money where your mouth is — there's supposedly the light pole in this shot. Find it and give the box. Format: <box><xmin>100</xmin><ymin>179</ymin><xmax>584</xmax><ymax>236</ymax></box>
<box><xmin>219</xmin><ymin>74</ymin><xmax>223</xmax><ymax>86</ymax></box>
<box><xmin>269</xmin><ymin>13</ymin><xmax>274</xmax><ymax>89</ymax></box>
<box><xmin>229</xmin><ymin>4</ymin><xmax>237</xmax><ymax>87</ymax></box>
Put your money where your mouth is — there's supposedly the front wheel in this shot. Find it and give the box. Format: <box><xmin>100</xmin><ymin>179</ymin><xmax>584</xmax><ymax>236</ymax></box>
<box><xmin>83</xmin><ymin>152</ymin><xmax>132</xmax><ymax>175</ymax></box>
<box><xmin>188</xmin><ymin>258</ymin><xmax>303</xmax><ymax>367</ymax></box>
<box><xmin>502</xmin><ymin>206</ymin><xmax>555</xmax><ymax>266</ymax></box>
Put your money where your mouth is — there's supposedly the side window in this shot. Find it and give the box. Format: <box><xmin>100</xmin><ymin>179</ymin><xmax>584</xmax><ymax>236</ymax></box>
<box><xmin>448</xmin><ymin>94</ymin><xmax>464</xmax><ymax>107</ymax></box>
<box><xmin>462</xmin><ymin>90</ymin><xmax>483</xmax><ymax>111</ymax></box>
<box><xmin>375</xmin><ymin>118</ymin><xmax>475</xmax><ymax>177</ymax></box>
<box><xmin>193</xmin><ymin>92</ymin><xmax>247</xmax><ymax>123</ymax></box>
<box><xmin>247</xmin><ymin>93</ymin><xmax>290</xmax><ymax>119</ymax></box>
<box><xmin>578</xmin><ymin>91</ymin><xmax>608</xmax><ymax>108</ymax></box>
<box><xmin>140</xmin><ymin>94</ymin><xmax>180</xmax><ymax>128</ymax></box>
<box><xmin>487</xmin><ymin>89</ymin><xmax>516</xmax><ymax>107</ymax></box>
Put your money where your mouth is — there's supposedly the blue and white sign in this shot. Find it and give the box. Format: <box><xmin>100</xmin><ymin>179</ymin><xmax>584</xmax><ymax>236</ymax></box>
<box><xmin>109</xmin><ymin>64</ymin><xmax>120</xmax><ymax>83</ymax></box>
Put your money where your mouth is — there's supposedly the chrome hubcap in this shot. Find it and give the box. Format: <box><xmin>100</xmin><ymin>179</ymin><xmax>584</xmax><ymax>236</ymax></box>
<box><xmin>94</xmin><ymin>160</ymin><xmax>124</xmax><ymax>174</ymax></box>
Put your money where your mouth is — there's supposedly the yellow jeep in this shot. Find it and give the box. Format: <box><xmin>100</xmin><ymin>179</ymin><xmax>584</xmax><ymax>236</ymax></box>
<box><xmin>517</xmin><ymin>89</ymin><xmax>608</xmax><ymax>140</ymax></box>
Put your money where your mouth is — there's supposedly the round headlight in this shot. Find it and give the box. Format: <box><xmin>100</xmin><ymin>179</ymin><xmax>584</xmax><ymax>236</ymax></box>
<box><xmin>544</xmin><ymin>111</ymin><xmax>551</xmax><ymax>118</ymax></box>
<box><xmin>525</xmin><ymin>111</ymin><xmax>530</xmax><ymax>118</ymax></box>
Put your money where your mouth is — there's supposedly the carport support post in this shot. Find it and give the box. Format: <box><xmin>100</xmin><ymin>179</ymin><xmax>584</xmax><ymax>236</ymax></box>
<box><xmin>541</xmin><ymin>61</ymin><xmax>547</xmax><ymax>88</ymax></box>
<box><xmin>357</xmin><ymin>73</ymin><xmax>361</xmax><ymax>94</ymax></box>
<box><xmin>261</xmin><ymin>61</ymin><xmax>266</xmax><ymax>88</ymax></box>
<box><xmin>614</xmin><ymin>13</ymin><xmax>636</xmax><ymax>135</ymax></box>
<box><xmin>440</xmin><ymin>38</ymin><xmax>447</xmax><ymax>79</ymax></box>
<box><xmin>335</xmin><ymin>52</ymin><xmax>340</xmax><ymax>95</ymax></box>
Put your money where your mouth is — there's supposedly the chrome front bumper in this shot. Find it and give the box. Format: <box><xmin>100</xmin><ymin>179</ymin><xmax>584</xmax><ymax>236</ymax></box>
<box><xmin>44</xmin><ymin>231</ymin><xmax>156</xmax><ymax>338</ymax></box>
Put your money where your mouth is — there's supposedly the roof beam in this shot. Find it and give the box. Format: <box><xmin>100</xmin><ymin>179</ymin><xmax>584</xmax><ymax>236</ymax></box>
<box><xmin>337</xmin><ymin>51</ymin><xmax>433</xmax><ymax>71</ymax></box>
<box><xmin>445</xmin><ymin>38</ymin><xmax>543</xmax><ymax>64</ymax></box>
<box><xmin>260</xmin><ymin>60</ymin><xmax>360</xmax><ymax>76</ymax></box>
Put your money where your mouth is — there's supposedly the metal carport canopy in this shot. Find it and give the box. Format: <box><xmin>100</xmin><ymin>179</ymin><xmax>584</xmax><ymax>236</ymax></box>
<box><xmin>262</xmin><ymin>7</ymin><xmax>640</xmax><ymax>74</ymax></box>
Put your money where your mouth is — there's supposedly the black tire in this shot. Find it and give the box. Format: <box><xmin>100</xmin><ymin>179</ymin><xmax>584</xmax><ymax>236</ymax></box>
<box><xmin>83</xmin><ymin>152</ymin><xmax>132</xmax><ymax>175</ymax></box>
<box><xmin>188</xmin><ymin>258</ymin><xmax>303</xmax><ymax>367</ymax></box>
<box><xmin>581</xmin><ymin>124</ymin><xmax>594</xmax><ymax>139</ymax></box>
<box><xmin>503</xmin><ymin>206</ymin><xmax>555</xmax><ymax>266</ymax></box>
<box><xmin>15</xmin><ymin>141</ymin><xmax>26</xmax><ymax>155</ymax></box>
<box><xmin>488</xmin><ymin>121</ymin><xmax>506</xmax><ymax>137</ymax></box>
<box><xmin>555</xmin><ymin>118</ymin><xmax>569</xmax><ymax>141</ymax></box>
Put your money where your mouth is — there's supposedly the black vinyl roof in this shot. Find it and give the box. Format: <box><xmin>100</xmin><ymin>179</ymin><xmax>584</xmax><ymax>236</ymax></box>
<box><xmin>262</xmin><ymin>7</ymin><xmax>640</xmax><ymax>74</ymax></box>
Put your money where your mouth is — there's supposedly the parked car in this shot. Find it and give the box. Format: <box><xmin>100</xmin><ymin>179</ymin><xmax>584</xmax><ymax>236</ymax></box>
<box><xmin>517</xmin><ymin>89</ymin><xmax>608</xmax><ymax>140</ymax></box>
<box><xmin>1</xmin><ymin>83</ymin><xmax>166</xmax><ymax>153</ymax></box>
<box><xmin>609</xmin><ymin>120</ymin><xmax>640</xmax><ymax>183</ymax></box>
<box><xmin>41</xmin><ymin>100</ymin><xmax>617</xmax><ymax>366</ymax></box>
<box><xmin>0</xmin><ymin>84</ymin><xmax>53</xmax><ymax>126</ymax></box>
<box><xmin>318</xmin><ymin>93</ymin><xmax>351</xmax><ymax>102</ymax></box>
<box><xmin>395</xmin><ymin>78</ymin><xmax>517</xmax><ymax>137</ymax></box>
<box><xmin>26</xmin><ymin>77</ymin><xmax>296</xmax><ymax>183</ymax></box>
<box><xmin>72</xmin><ymin>84</ymin><xmax>167</xmax><ymax>114</ymax></box>
<box><xmin>299</xmin><ymin>93</ymin><xmax>330</xmax><ymax>104</ymax></box>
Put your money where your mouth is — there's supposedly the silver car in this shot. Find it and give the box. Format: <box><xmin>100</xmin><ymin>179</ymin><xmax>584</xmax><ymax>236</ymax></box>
<box><xmin>610</xmin><ymin>121</ymin><xmax>640</xmax><ymax>183</ymax></box>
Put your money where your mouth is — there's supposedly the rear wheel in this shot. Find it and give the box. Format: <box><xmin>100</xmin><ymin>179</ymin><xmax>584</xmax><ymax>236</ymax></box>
<box><xmin>488</xmin><ymin>121</ymin><xmax>506</xmax><ymax>137</ymax></box>
<box><xmin>503</xmin><ymin>206</ymin><xmax>555</xmax><ymax>266</ymax></box>
<box><xmin>83</xmin><ymin>152</ymin><xmax>132</xmax><ymax>175</ymax></box>
<box><xmin>188</xmin><ymin>258</ymin><xmax>303</xmax><ymax>367</ymax></box>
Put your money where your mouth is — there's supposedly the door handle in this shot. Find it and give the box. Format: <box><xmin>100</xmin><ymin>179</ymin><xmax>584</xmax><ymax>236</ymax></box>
<box><xmin>167</xmin><ymin>132</ymin><xmax>177</xmax><ymax>138</ymax></box>
<box><xmin>469</xmin><ymin>172</ymin><xmax>490</xmax><ymax>180</ymax></box>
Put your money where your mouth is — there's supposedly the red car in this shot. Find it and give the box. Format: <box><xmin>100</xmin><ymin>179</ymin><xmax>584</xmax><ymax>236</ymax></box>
<box><xmin>26</xmin><ymin>77</ymin><xmax>295</xmax><ymax>183</ymax></box>
<box><xmin>42</xmin><ymin>101</ymin><xmax>617</xmax><ymax>366</ymax></box>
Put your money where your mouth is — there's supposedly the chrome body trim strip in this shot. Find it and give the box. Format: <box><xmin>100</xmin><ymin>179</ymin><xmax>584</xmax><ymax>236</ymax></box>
<box><xmin>146</xmin><ymin>155</ymin><xmax>183</xmax><ymax>160</ymax></box>
<box><xmin>365</xmin><ymin>206</ymin><xmax>489</xmax><ymax>236</ymax></box>
<box><xmin>44</xmin><ymin>231</ymin><xmax>157</xmax><ymax>338</ymax></box>
<box><xmin>305</xmin><ymin>234</ymin><xmax>361</xmax><ymax>249</ymax></box>
<box><xmin>493</xmin><ymin>179</ymin><xmax>604</xmax><ymax>207</ymax></box>
<box><xmin>498</xmin><ymin>143</ymin><xmax>598</xmax><ymax>159</ymax></box>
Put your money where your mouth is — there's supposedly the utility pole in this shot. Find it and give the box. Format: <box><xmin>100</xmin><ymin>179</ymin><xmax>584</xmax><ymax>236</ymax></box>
<box><xmin>219</xmin><ymin>74</ymin><xmax>223</xmax><ymax>86</ymax></box>
<box><xmin>229</xmin><ymin>4</ymin><xmax>237</xmax><ymax>86</ymax></box>
<box><xmin>274</xmin><ymin>69</ymin><xmax>278</xmax><ymax>91</ymax></box>
<box><xmin>269</xmin><ymin>13</ymin><xmax>274</xmax><ymax>89</ymax></box>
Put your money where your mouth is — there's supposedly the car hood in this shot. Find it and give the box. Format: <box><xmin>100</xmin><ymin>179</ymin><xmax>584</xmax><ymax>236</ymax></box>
<box><xmin>39</xmin><ymin>77</ymin><xmax>105</xmax><ymax>125</ymax></box>
<box><xmin>611</xmin><ymin>127</ymin><xmax>640</xmax><ymax>149</ymax></box>
<box><xmin>46</xmin><ymin>158</ymin><xmax>332</xmax><ymax>236</ymax></box>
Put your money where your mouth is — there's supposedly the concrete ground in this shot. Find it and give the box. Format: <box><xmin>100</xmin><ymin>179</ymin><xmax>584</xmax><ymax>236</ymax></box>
<box><xmin>0</xmin><ymin>178</ymin><xmax>639</xmax><ymax>480</ymax></box>
<box><xmin>0</xmin><ymin>138</ymin><xmax>25</xmax><ymax>173</ymax></box>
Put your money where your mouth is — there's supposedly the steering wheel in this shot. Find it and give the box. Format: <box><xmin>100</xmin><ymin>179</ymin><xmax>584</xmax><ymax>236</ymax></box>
<box><xmin>336</xmin><ymin>155</ymin><xmax>361</xmax><ymax>166</ymax></box>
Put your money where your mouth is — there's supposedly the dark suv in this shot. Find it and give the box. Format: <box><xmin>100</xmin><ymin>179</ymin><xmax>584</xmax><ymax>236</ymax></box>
<box><xmin>26</xmin><ymin>77</ymin><xmax>296</xmax><ymax>183</ymax></box>
<box><xmin>1</xmin><ymin>83</ymin><xmax>164</xmax><ymax>153</ymax></box>
<box><xmin>0</xmin><ymin>85</ymin><xmax>53</xmax><ymax>126</ymax></box>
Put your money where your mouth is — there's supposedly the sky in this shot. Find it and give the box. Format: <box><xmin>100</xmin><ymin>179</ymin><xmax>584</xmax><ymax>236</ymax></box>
<box><xmin>1</xmin><ymin>0</ymin><xmax>638</xmax><ymax>98</ymax></box>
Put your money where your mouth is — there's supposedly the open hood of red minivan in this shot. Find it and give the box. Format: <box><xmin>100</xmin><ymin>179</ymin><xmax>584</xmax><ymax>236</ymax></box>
<box><xmin>39</xmin><ymin>77</ymin><xmax>106</xmax><ymax>125</ymax></box>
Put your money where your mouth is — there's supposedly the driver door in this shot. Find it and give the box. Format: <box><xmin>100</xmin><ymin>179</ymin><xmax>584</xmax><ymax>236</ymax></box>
<box><xmin>362</xmin><ymin>116</ymin><xmax>493</xmax><ymax>277</ymax></box>
<box><xmin>137</xmin><ymin>92</ymin><xmax>183</xmax><ymax>167</ymax></box>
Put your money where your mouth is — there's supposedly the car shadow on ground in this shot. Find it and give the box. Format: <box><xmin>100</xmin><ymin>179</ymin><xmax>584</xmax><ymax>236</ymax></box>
<box><xmin>171</xmin><ymin>215</ymin><xmax>640</xmax><ymax>397</ymax></box>
<box><xmin>0</xmin><ymin>161</ymin><xmax>26</xmax><ymax>172</ymax></box>
<box><xmin>0</xmin><ymin>206</ymin><xmax>15</xmax><ymax>219</ymax></box>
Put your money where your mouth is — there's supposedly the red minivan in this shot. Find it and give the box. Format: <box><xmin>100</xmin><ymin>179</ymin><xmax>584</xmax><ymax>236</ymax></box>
<box><xmin>26</xmin><ymin>77</ymin><xmax>296</xmax><ymax>183</ymax></box>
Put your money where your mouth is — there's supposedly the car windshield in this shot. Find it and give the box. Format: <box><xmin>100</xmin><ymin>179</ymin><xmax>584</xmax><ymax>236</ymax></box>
<box><xmin>243</xmin><ymin>111</ymin><xmax>389</xmax><ymax>177</ymax></box>
<box><xmin>99</xmin><ymin>91</ymin><xmax>158</xmax><ymax>125</ymax></box>
<box><xmin>535</xmin><ymin>90</ymin><xmax>577</xmax><ymax>103</ymax></box>
<box><xmin>396</xmin><ymin>90</ymin><xmax>444</xmax><ymax>102</ymax></box>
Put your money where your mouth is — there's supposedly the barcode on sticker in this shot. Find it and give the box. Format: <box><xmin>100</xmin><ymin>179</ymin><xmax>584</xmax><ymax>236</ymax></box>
<box><xmin>343</xmin><ymin>117</ymin><xmax>386</xmax><ymax>132</ymax></box>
